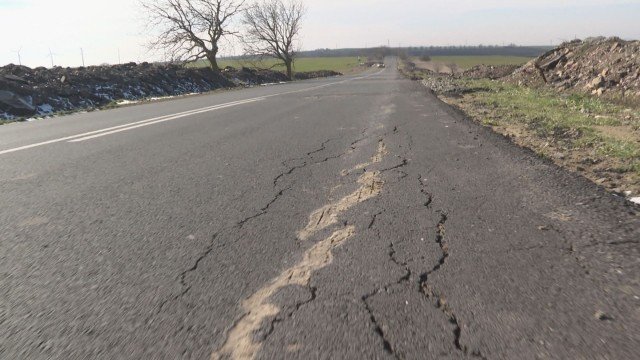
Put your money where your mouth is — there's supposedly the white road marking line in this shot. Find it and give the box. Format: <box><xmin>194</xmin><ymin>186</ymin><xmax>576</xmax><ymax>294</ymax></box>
<box><xmin>0</xmin><ymin>69</ymin><xmax>385</xmax><ymax>155</ymax></box>
<box><xmin>0</xmin><ymin>136</ymin><xmax>85</xmax><ymax>156</ymax></box>
<box><xmin>68</xmin><ymin>98</ymin><xmax>265</xmax><ymax>142</ymax></box>
<box><xmin>0</xmin><ymin>98</ymin><xmax>265</xmax><ymax>155</ymax></box>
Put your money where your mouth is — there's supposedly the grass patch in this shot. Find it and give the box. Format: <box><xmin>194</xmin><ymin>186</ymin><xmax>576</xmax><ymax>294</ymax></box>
<box><xmin>462</xmin><ymin>79</ymin><xmax>634</xmax><ymax>137</ymax></box>
<box><xmin>191</xmin><ymin>57</ymin><xmax>362</xmax><ymax>74</ymax></box>
<box><xmin>575</xmin><ymin>133</ymin><xmax>640</xmax><ymax>160</ymax></box>
<box><xmin>429</xmin><ymin>56</ymin><xmax>532</xmax><ymax>70</ymax></box>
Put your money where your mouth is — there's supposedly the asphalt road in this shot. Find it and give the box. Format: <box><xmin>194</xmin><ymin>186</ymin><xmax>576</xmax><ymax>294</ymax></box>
<box><xmin>1</xmin><ymin>58</ymin><xmax>639</xmax><ymax>359</ymax></box>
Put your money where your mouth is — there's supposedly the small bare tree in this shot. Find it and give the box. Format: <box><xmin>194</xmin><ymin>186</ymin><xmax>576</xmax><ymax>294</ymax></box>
<box><xmin>242</xmin><ymin>0</ymin><xmax>305</xmax><ymax>80</ymax></box>
<box><xmin>141</xmin><ymin>0</ymin><xmax>245</xmax><ymax>71</ymax></box>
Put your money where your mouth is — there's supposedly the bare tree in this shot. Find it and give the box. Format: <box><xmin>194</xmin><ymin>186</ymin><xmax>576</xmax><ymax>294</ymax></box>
<box><xmin>242</xmin><ymin>0</ymin><xmax>305</xmax><ymax>80</ymax></box>
<box><xmin>141</xmin><ymin>0</ymin><xmax>245</xmax><ymax>71</ymax></box>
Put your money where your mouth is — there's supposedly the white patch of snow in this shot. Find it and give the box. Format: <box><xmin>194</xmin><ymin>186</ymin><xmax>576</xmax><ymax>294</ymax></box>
<box><xmin>629</xmin><ymin>197</ymin><xmax>640</xmax><ymax>205</ymax></box>
<box><xmin>148</xmin><ymin>95</ymin><xmax>176</xmax><ymax>101</ymax></box>
<box><xmin>117</xmin><ymin>92</ymin><xmax>200</xmax><ymax>106</ymax></box>
<box><xmin>25</xmin><ymin>115</ymin><xmax>52</xmax><ymax>122</ymax></box>
<box><xmin>117</xmin><ymin>99</ymin><xmax>139</xmax><ymax>106</ymax></box>
<box><xmin>148</xmin><ymin>93</ymin><xmax>198</xmax><ymax>101</ymax></box>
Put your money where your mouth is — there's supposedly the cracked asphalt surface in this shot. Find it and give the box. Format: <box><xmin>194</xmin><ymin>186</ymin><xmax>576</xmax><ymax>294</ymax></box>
<box><xmin>1</xmin><ymin>58</ymin><xmax>639</xmax><ymax>359</ymax></box>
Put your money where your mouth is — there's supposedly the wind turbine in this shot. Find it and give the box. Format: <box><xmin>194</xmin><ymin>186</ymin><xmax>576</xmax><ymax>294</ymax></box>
<box><xmin>47</xmin><ymin>48</ymin><xmax>58</xmax><ymax>68</ymax></box>
<box><xmin>12</xmin><ymin>47</ymin><xmax>22</xmax><ymax>66</ymax></box>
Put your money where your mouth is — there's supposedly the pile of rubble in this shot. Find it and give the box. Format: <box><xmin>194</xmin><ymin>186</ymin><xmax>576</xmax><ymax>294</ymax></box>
<box><xmin>463</xmin><ymin>64</ymin><xmax>519</xmax><ymax>79</ymax></box>
<box><xmin>0</xmin><ymin>63</ymin><xmax>229</xmax><ymax>119</ymax></box>
<box><xmin>509</xmin><ymin>37</ymin><xmax>640</xmax><ymax>97</ymax></box>
<box><xmin>421</xmin><ymin>76</ymin><xmax>469</xmax><ymax>95</ymax></box>
<box><xmin>419</xmin><ymin>65</ymin><xmax>517</xmax><ymax>94</ymax></box>
<box><xmin>223</xmin><ymin>66</ymin><xmax>291</xmax><ymax>85</ymax></box>
<box><xmin>293</xmin><ymin>70</ymin><xmax>341</xmax><ymax>80</ymax></box>
<box><xmin>0</xmin><ymin>63</ymin><xmax>340</xmax><ymax>120</ymax></box>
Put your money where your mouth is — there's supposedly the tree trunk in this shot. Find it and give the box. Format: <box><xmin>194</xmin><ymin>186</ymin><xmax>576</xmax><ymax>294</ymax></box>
<box><xmin>285</xmin><ymin>59</ymin><xmax>293</xmax><ymax>80</ymax></box>
<box><xmin>207</xmin><ymin>52</ymin><xmax>220</xmax><ymax>72</ymax></box>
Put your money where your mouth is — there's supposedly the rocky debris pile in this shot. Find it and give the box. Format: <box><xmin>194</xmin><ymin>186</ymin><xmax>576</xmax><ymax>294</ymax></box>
<box><xmin>222</xmin><ymin>66</ymin><xmax>289</xmax><ymax>85</ymax></box>
<box><xmin>463</xmin><ymin>64</ymin><xmax>519</xmax><ymax>79</ymax></box>
<box><xmin>509</xmin><ymin>37</ymin><xmax>640</xmax><ymax>97</ymax></box>
<box><xmin>421</xmin><ymin>76</ymin><xmax>468</xmax><ymax>94</ymax></box>
<box><xmin>293</xmin><ymin>70</ymin><xmax>341</xmax><ymax>80</ymax></box>
<box><xmin>0</xmin><ymin>63</ymin><xmax>231</xmax><ymax>119</ymax></box>
<box><xmin>398</xmin><ymin>61</ymin><xmax>433</xmax><ymax>80</ymax></box>
<box><xmin>0</xmin><ymin>63</ymin><xmax>341</xmax><ymax>120</ymax></box>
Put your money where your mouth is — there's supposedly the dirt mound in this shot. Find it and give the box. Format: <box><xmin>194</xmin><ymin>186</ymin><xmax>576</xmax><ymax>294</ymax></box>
<box><xmin>463</xmin><ymin>64</ymin><xmax>519</xmax><ymax>79</ymax></box>
<box><xmin>509</xmin><ymin>37</ymin><xmax>640</xmax><ymax>98</ymax></box>
<box><xmin>0</xmin><ymin>63</ymin><xmax>341</xmax><ymax>120</ymax></box>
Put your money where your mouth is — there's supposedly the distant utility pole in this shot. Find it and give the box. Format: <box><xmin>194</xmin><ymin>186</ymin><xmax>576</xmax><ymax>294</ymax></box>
<box><xmin>48</xmin><ymin>48</ymin><xmax>54</xmax><ymax>67</ymax></box>
<box><xmin>80</xmin><ymin>47</ymin><xmax>85</xmax><ymax>67</ymax></box>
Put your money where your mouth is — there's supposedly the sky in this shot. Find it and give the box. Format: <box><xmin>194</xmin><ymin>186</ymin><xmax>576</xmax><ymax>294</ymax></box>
<box><xmin>1</xmin><ymin>0</ymin><xmax>639</xmax><ymax>67</ymax></box>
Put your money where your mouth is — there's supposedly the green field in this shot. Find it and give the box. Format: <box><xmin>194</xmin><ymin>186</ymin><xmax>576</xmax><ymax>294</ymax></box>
<box><xmin>193</xmin><ymin>57</ymin><xmax>362</xmax><ymax>74</ymax></box>
<box><xmin>429</xmin><ymin>56</ymin><xmax>533</xmax><ymax>69</ymax></box>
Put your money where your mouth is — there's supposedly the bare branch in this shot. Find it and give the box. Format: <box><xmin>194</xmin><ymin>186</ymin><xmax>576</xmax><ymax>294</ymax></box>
<box><xmin>140</xmin><ymin>0</ymin><xmax>246</xmax><ymax>71</ymax></box>
<box><xmin>242</xmin><ymin>0</ymin><xmax>305</xmax><ymax>79</ymax></box>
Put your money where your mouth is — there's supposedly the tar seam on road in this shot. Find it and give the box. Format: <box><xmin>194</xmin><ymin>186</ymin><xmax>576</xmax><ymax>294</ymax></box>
<box><xmin>211</xmin><ymin>139</ymin><xmax>388</xmax><ymax>360</ymax></box>
<box><xmin>297</xmin><ymin>141</ymin><xmax>387</xmax><ymax>240</ymax></box>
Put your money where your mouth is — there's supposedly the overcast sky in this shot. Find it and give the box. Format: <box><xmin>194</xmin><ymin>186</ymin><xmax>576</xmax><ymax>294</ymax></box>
<box><xmin>1</xmin><ymin>0</ymin><xmax>639</xmax><ymax>67</ymax></box>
